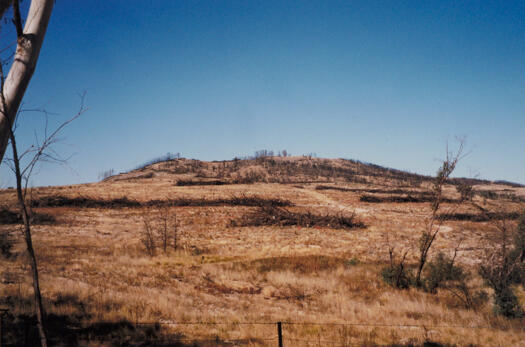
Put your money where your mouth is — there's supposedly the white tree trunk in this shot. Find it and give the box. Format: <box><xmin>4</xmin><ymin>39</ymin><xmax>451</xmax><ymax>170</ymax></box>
<box><xmin>0</xmin><ymin>0</ymin><xmax>54</xmax><ymax>163</ymax></box>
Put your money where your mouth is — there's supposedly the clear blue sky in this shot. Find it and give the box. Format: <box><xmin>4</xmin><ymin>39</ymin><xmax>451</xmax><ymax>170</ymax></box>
<box><xmin>1</xmin><ymin>0</ymin><xmax>524</xmax><ymax>187</ymax></box>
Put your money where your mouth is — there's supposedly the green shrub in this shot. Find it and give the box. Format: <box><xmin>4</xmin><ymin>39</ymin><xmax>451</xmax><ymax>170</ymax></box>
<box><xmin>345</xmin><ymin>257</ymin><xmax>360</xmax><ymax>267</ymax></box>
<box><xmin>479</xmin><ymin>210</ymin><xmax>525</xmax><ymax>317</ymax></box>
<box><xmin>423</xmin><ymin>252</ymin><xmax>487</xmax><ymax>309</ymax></box>
<box><xmin>425</xmin><ymin>252</ymin><xmax>464</xmax><ymax>293</ymax></box>
<box><xmin>493</xmin><ymin>286</ymin><xmax>523</xmax><ymax>318</ymax></box>
<box><xmin>381</xmin><ymin>264</ymin><xmax>413</xmax><ymax>289</ymax></box>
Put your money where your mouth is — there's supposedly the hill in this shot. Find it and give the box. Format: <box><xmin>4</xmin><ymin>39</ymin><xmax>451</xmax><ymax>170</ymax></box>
<box><xmin>0</xmin><ymin>155</ymin><xmax>524</xmax><ymax>346</ymax></box>
<box><xmin>106</xmin><ymin>155</ymin><xmax>520</xmax><ymax>189</ymax></box>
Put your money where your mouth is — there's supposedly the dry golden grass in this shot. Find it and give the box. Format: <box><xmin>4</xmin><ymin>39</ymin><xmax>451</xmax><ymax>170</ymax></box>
<box><xmin>1</xmin><ymin>157</ymin><xmax>524</xmax><ymax>346</ymax></box>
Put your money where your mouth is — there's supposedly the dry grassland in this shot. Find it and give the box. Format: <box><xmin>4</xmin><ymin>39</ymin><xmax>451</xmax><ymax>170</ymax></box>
<box><xmin>1</xmin><ymin>158</ymin><xmax>524</xmax><ymax>346</ymax></box>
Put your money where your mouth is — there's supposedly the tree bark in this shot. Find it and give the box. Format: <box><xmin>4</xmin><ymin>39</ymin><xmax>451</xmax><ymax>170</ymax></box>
<box><xmin>0</xmin><ymin>0</ymin><xmax>54</xmax><ymax>164</ymax></box>
<box><xmin>10</xmin><ymin>131</ymin><xmax>48</xmax><ymax>347</ymax></box>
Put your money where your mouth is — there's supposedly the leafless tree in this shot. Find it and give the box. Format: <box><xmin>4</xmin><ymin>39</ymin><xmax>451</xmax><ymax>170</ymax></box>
<box><xmin>141</xmin><ymin>206</ymin><xmax>179</xmax><ymax>255</ymax></box>
<box><xmin>415</xmin><ymin>140</ymin><xmax>465</xmax><ymax>286</ymax></box>
<box><xmin>159</xmin><ymin>206</ymin><xmax>169</xmax><ymax>253</ymax></box>
<box><xmin>0</xmin><ymin>0</ymin><xmax>54</xmax><ymax>164</ymax></box>
<box><xmin>141</xmin><ymin>216</ymin><xmax>157</xmax><ymax>257</ymax></box>
<box><xmin>2</xmin><ymin>93</ymin><xmax>86</xmax><ymax>347</ymax></box>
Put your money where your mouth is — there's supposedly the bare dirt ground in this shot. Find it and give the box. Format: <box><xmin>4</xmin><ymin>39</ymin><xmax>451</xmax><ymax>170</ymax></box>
<box><xmin>1</xmin><ymin>157</ymin><xmax>524</xmax><ymax>346</ymax></box>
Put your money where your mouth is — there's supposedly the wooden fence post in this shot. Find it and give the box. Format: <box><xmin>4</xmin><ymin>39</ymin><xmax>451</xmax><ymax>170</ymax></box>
<box><xmin>277</xmin><ymin>321</ymin><xmax>283</xmax><ymax>347</ymax></box>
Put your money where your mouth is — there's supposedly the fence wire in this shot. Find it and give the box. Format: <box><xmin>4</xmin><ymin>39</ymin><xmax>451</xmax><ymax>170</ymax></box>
<box><xmin>1</xmin><ymin>316</ymin><xmax>524</xmax><ymax>346</ymax></box>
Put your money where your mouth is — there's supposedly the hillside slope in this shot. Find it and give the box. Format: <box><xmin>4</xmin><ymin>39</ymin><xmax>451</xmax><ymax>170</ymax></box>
<box><xmin>0</xmin><ymin>155</ymin><xmax>524</xmax><ymax>346</ymax></box>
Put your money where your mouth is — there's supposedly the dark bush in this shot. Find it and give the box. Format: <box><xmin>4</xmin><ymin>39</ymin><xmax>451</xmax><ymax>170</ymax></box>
<box><xmin>476</xmin><ymin>190</ymin><xmax>498</xmax><ymax>200</ymax></box>
<box><xmin>30</xmin><ymin>195</ymin><xmax>292</xmax><ymax>209</ymax></box>
<box><xmin>231</xmin><ymin>206</ymin><xmax>365</xmax><ymax>230</ymax></box>
<box><xmin>492</xmin><ymin>287</ymin><xmax>523</xmax><ymax>318</ymax></box>
<box><xmin>0</xmin><ymin>208</ymin><xmax>19</xmax><ymax>224</ymax></box>
<box><xmin>360</xmin><ymin>194</ymin><xmax>457</xmax><ymax>204</ymax></box>
<box><xmin>30</xmin><ymin>212</ymin><xmax>56</xmax><ymax>224</ymax></box>
<box><xmin>479</xmin><ymin>210</ymin><xmax>525</xmax><ymax>317</ymax></box>
<box><xmin>456</xmin><ymin>183</ymin><xmax>474</xmax><ymax>201</ymax></box>
<box><xmin>438</xmin><ymin>211</ymin><xmax>520</xmax><ymax>222</ymax></box>
<box><xmin>359</xmin><ymin>195</ymin><xmax>383</xmax><ymax>203</ymax></box>
<box><xmin>30</xmin><ymin>196</ymin><xmax>141</xmax><ymax>208</ymax></box>
<box><xmin>0</xmin><ymin>229</ymin><xmax>14</xmax><ymax>258</ymax></box>
<box><xmin>418</xmin><ymin>250</ymin><xmax>487</xmax><ymax>310</ymax></box>
<box><xmin>425</xmin><ymin>252</ymin><xmax>464</xmax><ymax>294</ymax></box>
<box><xmin>176</xmin><ymin>179</ymin><xmax>229</xmax><ymax>186</ymax></box>
<box><xmin>316</xmin><ymin>185</ymin><xmax>432</xmax><ymax>195</ymax></box>
<box><xmin>0</xmin><ymin>207</ymin><xmax>55</xmax><ymax>225</ymax></box>
<box><xmin>381</xmin><ymin>264</ymin><xmax>413</xmax><ymax>289</ymax></box>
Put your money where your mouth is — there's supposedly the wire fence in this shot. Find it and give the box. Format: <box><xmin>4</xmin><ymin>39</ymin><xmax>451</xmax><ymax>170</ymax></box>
<box><xmin>1</xmin><ymin>313</ymin><xmax>525</xmax><ymax>346</ymax></box>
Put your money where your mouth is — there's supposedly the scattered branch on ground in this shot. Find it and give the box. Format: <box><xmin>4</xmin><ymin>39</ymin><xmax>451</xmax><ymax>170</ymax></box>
<box><xmin>231</xmin><ymin>205</ymin><xmax>365</xmax><ymax>230</ymax></box>
<box><xmin>29</xmin><ymin>195</ymin><xmax>293</xmax><ymax>209</ymax></box>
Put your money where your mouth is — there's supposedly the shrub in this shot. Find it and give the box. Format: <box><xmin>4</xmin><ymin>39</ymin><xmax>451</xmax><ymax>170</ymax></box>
<box><xmin>492</xmin><ymin>286</ymin><xmax>523</xmax><ymax>318</ymax></box>
<box><xmin>0</xmin><ymin>229</ymin><xmax>14</xmax><ymax>258</ymax></box>
<box><xmin>479</xmin><ymin>210</ymin><xmax>525</xmax><ymax>317</ymax></box>
<box><xmin>480</xmin><ymin>255</ymin><xmax>523</xmax><ymax>318</ymax></box>
<box><xmin>476</xmin><ymin>190</ymin><xmax>498</xmax><ymax>200</ymax></box>
<box><xmin>456</xmin><ymin>183</ymin><xmax>474</xmax><ymax>202</ymax></box>
<box><xmin>421</xmin><ymin>251</ymin><xmax>487</xmax><ymax>310</ymax></box>
<box><xmin>345</xmin><ymin>257</ymin><xmax>360</xmax><ymax>267</ymax></box>
<box><xmin>231</xmin><ymin>205</ymin><xmax>365</xmax><ymax>230</ymax></box>
<box><xmin>30</xmin><ymin>195</ymin><xmax>292</xmax><ymax>209</ymax></box>
<box><xmin>425</xmin><ymin>252</ymin><xmax>464</xmax><ymax>293</ymax></box>
<box><xmin>0</xmin><ymin>207</ymin><xmax>55</xmax><ymax>225</ymax></box>
<box><xmin>381</xmin><ymin>247</ymin><xmax>413</xmax><ymax>289</ymax></box>
<box><xmin>0</xmin><ymin>208</ymin><xmax>19</xmax><ymax>224</ymax></box>
<box><xmin>381</xmin><ymin>264</ymin><xmax>413</xmax><ymax>289</ymax></box>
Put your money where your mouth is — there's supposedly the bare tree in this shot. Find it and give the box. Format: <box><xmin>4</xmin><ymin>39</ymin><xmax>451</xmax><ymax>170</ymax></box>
<box><xmin>0</xmin><ymin>0</ymin><xmax>54</xmax><ymax>164</ymax></box>
<box><xmin>141</xmin><ymin>206</ymin><xmax>179</xmax><ymax>256</ymax></box>
<box><xmin>141</xmin><ymin>216</ymin><xmax>157</xmax><ymax>257</ymax></box>
<box><xmin>8</xmin><ymin>130</ymin><xmax>48</xmax><ymax>346</ymax></box>
<box><xmin>158</xmin><ymin>206</ymin><xmax>170</xmax><ymax>253</ymax></box>
<box><xmin>415</xmin><ymin>140</ymin><xmax>465</xmax><ymax>286</ymax></box>
<box><xmin>2</xmin><ymin>96</ymin><xmax>86</xmax><ymax>347</ymax></box>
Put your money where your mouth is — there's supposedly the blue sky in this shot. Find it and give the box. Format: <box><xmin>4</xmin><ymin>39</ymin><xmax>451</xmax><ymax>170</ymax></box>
<box><xmin>1</xmin><ymin>0</ymin><xmax>524</xmax><ymax>186</ymax></box>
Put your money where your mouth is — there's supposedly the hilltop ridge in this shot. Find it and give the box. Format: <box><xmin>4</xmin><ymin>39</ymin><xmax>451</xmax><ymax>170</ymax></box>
<box><xmin>104</xmin><ymin>155</ymin><xmax>521</xmax><ymax>189</ymax></box>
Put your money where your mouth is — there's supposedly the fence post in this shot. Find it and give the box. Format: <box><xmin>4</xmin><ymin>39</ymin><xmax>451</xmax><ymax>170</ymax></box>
<box><xmin>277</xmin><ymin>321</ymin><xmax>283</xmax><ymax>347</ymax></box>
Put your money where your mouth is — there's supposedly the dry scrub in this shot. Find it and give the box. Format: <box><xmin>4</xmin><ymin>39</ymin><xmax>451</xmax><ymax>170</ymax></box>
<box><xmin>231</xmin><ymin>206</ymin><xmax>365</xmax><ymax>230</ymax></box>
<box><xmin>29</xmin><ymin>195</ymin><xmax>292</xmax><ymax>209</ymax></box>
<box><xmin>0</xmin><ymin>158</ymin><xmax>524</xmax><ymax>345</ymax></box>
